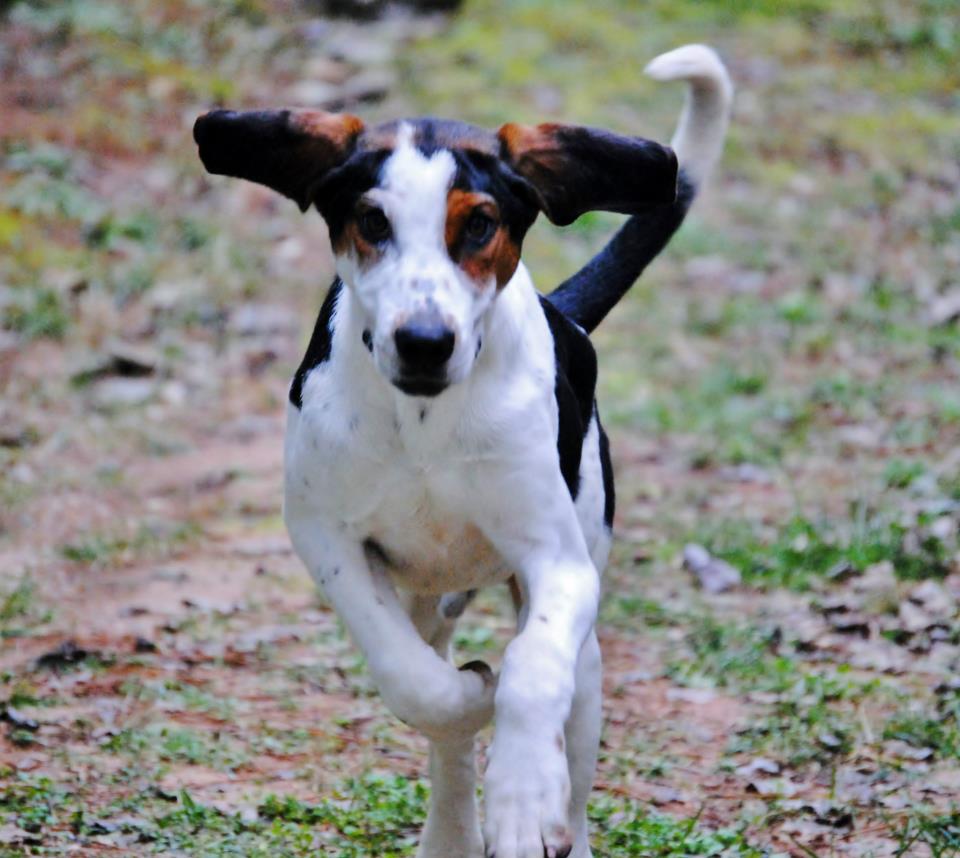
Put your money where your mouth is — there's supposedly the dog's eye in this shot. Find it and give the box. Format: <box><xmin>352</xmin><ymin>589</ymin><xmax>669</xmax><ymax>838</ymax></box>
<box><xmin>358</xmin><ymin>208</ymin><xmax>391</xmax><ymax>243</ymax></box>
<box><xmin>465</xmin><ymin>211</ymin><xmax>495</xmax><ymax>244</ymax></box>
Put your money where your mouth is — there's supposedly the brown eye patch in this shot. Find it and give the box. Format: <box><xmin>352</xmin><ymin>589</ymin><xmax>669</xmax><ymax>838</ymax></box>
<box><xmin>332</xmin><ymin>203</ymin><xmax>388</xmax><ymax>268</ymax></box>
<box><xmin>446</xmin><ymin>190</ymin><xmax>521</xmax><ymax>289</ymax></box>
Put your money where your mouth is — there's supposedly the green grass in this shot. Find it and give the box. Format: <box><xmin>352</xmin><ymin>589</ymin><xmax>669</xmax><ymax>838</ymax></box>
<box><xmin>58</xmin><ymin>521</ymin><xmax>199</xmax><ymax>567</ymax></box>
<box><xmin>667</xmin><ymin>615</ymin><xmax>884</xmax><ymax>766</ymax></box>
<box><xmin>590</xmin><ymin>801</ymin><xmax>764</xmax><ymax>857</ymax></box>
<box><xmin>892</xmin><ymin>811</ymin><xmax>960</xmax><ymax>858</ymax></box>
<box><xmin>0</xmin><ymin>772</ymin><xmax>771</xmax><ymax>857</ymax></box>
<box><xmin>700</xmin><ymin>512</ymin><xmax>954</xmax><ymax>590</ymax></box>
<box><xmin>102</xmin><ymin>724</ymin><xmax>249</xmax><ymax>772</ymax></box>
<box><xmin>0</xmin><ymin>574</ymin><xmax>51</xmax><ymax>639</ymax></box>
<box><xmin>883</xmin><ymin>699</ymin><xmax>960</xmax><ymax>761</ymax></box>
<box><xmin>118</xmin><ymin>677</ymin><xmax>239</xmax><ymax>721</ymax></box>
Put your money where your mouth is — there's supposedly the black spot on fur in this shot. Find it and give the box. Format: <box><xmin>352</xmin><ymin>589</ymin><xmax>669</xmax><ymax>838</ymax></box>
<box><xmin>362</xmin><ymin>328</ymin><xmax>373</xmax><ymax>352</ymax></box>
<box><xmin>290</xmin><ymin>278</ymin><xmax>341</xmax><ymax>409</ymax></box>
<box><xmin>363</xmin><ymin>538</ymin><xmax>393</xmax><ymax>568</ymax></box>
<box><xmin>539</xmin><ymin>296</ymin><xmax>597</xmax><ymax>502</ymax></box>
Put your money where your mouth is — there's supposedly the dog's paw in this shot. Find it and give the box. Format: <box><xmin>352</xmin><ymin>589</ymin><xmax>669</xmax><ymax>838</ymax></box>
<box><xmin>483</xmin><ymin>733</ymin><xmax>572</xmax><ymax>858</ymax></box>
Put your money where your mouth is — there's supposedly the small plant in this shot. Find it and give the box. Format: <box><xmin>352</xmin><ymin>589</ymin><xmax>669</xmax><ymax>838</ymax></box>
<box><xmin>2</xmin><ymin>288</ymin><xmax>70</xmax><ymax>339</ymax></box>
<box><xmin>892</xmin><ymin>810</ymin><xmax>960</xmax><ymax>858</ymax></box>
<box><xmin>883</xmin><ymin>709</ymin><xmax>960</xmax><ymax>761</ymax></box>
<box><xmin>590</xmin><ymin>800</ymin><xmax>764</xmax><ymax>857</ymax></box>
<box><xmin>884</xmin><ymin>459</ymin><xmax>927</xmax><ymax>489</ymax></box>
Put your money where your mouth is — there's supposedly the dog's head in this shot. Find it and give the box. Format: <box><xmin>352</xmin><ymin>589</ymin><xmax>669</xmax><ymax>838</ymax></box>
<box><xmin>194</xmin><ymin>110</ymin><xmax>677</xmax><ymax>396</ymax></box>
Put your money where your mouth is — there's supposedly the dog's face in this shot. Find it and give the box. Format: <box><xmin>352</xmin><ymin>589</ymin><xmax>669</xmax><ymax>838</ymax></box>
<box><xmin>195</xmin><ymin>109</ymin><xmax>678</xmax><ymax>396</ymax></box>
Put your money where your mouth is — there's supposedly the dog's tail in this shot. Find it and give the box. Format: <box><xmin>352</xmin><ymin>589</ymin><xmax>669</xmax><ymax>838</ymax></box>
<box><xmin>546</xmin><ymin>44</ymin><xmax>733</xmax><ymax>334</ymax></box>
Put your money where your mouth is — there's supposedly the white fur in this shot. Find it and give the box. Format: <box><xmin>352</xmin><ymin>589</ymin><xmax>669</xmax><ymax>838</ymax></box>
<box><xmin>338</xmin><ymin>123</ymin><xmax>497</xmax><ymax>390</ymax></box>
<box><xmin>286</xmin><ymin>265</ymin><xmax>601</xmax><ymax>858</ymax></box>
<box><xmin>645</xmin><ymin>44</ymin><xmax>734</xmax><ymax>186</ymax></box>
<box><xmin>284</xmin><ymin>44</ymin><xmax>732</xmax><ymax>858</ymax></box>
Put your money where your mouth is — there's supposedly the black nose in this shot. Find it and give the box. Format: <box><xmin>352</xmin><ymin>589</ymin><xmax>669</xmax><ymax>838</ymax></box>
<box><xmin>394</xmin><ymin>321</ymin><xmax>455</xmax><ymax>372</ymax></box>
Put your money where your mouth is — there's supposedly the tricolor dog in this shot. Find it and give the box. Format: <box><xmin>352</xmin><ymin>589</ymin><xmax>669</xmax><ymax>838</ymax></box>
<box><xmin>195</xmin><ymin>44</ymin><xmax>732</xmax><ymax>858</ymax></box>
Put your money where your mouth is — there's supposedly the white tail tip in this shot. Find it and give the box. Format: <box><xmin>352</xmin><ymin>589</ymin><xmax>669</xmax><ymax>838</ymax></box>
<box><xmin>644</xmin><ymin>44</ymin><xmax>733</xmax><ymax>187</ymax></box>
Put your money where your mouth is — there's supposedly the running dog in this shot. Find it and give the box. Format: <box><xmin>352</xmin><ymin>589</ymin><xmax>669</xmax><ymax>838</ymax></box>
<box><xmin>194</xmin><ymin>43</ymin><xmax>732</xmax><ymax>858</ymax></box>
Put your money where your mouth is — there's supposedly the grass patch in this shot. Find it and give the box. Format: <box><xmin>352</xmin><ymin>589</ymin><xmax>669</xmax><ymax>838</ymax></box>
<box><xmin>102</xmin><ymin>724</ymin><xmax>248</xmax><ymax>771</ymax></box>
<box><xmin>883</xmin><ymin>699</ymin><xmax>960</xmax><ymax>761</ymax></box>
<box><xmin>59</xmin><ymin>521</ymin><xmax>199</xmax><ymax>567</ymax></box>
<box><xmin>0</xmin><ymin>573</ymin><xmax>51</xmax><ymax>639</ymax></box>
<box><xmin>701</xmin><ymin>512</ymin><xmax>954</xmax><ymax>590</ymax></box>
<box><xmin>668</xmin><ymin>615</ymin><xmax>879</xmax><ymax>766</ymax></box>
<box><xmin>891</xmin><ymin>811</ymin><xmax>960</xmax><ymax>858</ymax></box>
<box><xmin>1</xmin><ymin>288</ymin><xmax>70</xmax><ymax>340</ymax></box>
<box><xmin>590</xmin><ymin>800</ymin><xmax>763</xmax><ymax>857</ymax></box>
<box><xmin>666</xmin><ymin>616</ymin><xmax>784</xmax><ymax>690</ymax></box>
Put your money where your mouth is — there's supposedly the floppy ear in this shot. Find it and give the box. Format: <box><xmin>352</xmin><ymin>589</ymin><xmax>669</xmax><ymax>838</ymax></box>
<box><xmin>193</xmin><ymin>109</ymin><xmax>364</xmax><ymax>212</ymax></box>
<box><xmin>497</xmin><ymin>123</ymin><xmax>678</xmax><ymax>226</ymax></box>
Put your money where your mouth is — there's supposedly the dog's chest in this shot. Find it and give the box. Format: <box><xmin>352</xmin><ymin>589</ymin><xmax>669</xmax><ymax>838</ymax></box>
<box><xmin>286</xmin><ymin>391</ymin><xmax>513</xmax><ymax>595</ymax></box>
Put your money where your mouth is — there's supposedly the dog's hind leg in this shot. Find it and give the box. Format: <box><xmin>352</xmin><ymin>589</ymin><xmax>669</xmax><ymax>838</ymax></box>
<box><xmin>407</xmin><ymin>594</ymin><xmax>486</xmax><ymax>858</ymax></box>
<box><xmin>564</xmin><ymin>630</ymin><xmax>602</xmax><ymax>858</ymax></box>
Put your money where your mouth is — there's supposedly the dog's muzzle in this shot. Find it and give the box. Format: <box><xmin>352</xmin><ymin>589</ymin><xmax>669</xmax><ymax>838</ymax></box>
<box><xmin>393</xmin><ymin>316</ymin><xmax>455</xmax><ymax>396</ymax></box>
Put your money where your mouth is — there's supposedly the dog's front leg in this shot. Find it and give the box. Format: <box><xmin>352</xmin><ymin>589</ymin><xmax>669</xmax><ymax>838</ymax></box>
<box><xmin>478</xmin><ymin>478</ymin><xmax>600</xmax><ymax>858</ymax></box>
<box><xmin>285</xmin><ymin>519</ymin><xmax>496</xmax><ymax>741</ymax></box>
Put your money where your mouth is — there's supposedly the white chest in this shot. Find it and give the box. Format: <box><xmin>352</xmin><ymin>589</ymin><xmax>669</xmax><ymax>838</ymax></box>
<box><xmin>285</xmin><ymin>387</ymin><xmax>517</xmax><ymax>594</ymax></box>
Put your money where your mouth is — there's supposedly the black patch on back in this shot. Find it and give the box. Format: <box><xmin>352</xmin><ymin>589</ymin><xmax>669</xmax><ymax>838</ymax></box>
<box><xmin>539</xmin><ymin>296</ymin><xmax>597</xmax><ymax>501</ymax></box>
<box><xmin>290</xmin><ymin>278</ymin><xmax>342</xmax><ymax>409</ymax></box>
<box><xmin>597</xmin><ymin>414</ymin><xmax>615</xmax><ymax>528</ymax></box>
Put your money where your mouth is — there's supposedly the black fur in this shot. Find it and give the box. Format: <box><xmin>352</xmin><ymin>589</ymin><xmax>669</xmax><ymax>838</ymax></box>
<box><xmin>501</xmin><ymin>124</ymin><xmax>679</xmax><ymax>227</ymax></box>
<box><xmin>547</xmin><ymin>170</ymin><xmax>697</xmax><ymax>334</ymax></box>
<box><xmin>597</xmin><ymin>416</ymin><xmax>615</xmax><ymax>528</ymax></box>
<box><xmin>290</xmin><ymin>278</ymin><xmax>341</xmax><ymax>409</ymax></box>
<box><xmin>449</xmin><ymin>148</ymin><xmax>540</xmax><ymax>246</ymax></box>
<box><xmin>538</xmin><ymin>296</ymin><xmax>599</xmax><ymax>506</ymax></box>
<box><xmin>314</xmin><ymin>150</ymin><xmax>391</xmax><ymax>242</ymax></box>
<box><xmin>194</xmin><ymin>110</ymin><xmax>360</xmax><ymax>212</ymax></box>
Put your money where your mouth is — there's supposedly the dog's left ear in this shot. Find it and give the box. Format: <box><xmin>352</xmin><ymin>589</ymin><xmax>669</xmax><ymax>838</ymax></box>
<box><xmin>194</xmin><ymin>109</ymin><xmax>364</xmax><ymax>212</ymax></box>
<box><xmin>497</xmin><ymin>123</ymin><xmax>678</xmax><ymax>226</ymax></box>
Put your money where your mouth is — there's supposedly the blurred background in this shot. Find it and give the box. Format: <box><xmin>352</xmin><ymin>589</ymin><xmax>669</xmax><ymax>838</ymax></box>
<box><xmin>1</xmin><ymin>1</ymin><xmax>959</xmax><ymax>855</ymax></box>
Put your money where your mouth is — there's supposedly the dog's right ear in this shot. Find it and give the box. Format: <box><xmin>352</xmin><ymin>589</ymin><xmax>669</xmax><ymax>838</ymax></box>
<box><xmin>193</xmin><ymin>109</ymin><xmax>364</xmax><ymax>212</ymax></box>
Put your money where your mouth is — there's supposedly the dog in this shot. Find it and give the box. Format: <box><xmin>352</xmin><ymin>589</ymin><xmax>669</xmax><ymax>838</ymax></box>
<box><xmin>194</xmin><ymin>43</ymin><xmax>732</xmax><ymax>858</ymax></box>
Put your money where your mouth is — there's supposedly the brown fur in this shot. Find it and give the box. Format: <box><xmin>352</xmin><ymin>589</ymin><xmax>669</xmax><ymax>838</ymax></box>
<box><xmin>332</xmin><ymin>217</ymin><xmax>379</xmax><ymax>268</ymax></box>
<box><xmin>445</xmin><ymin>190</ymin><xmax>521</xmax><ymax>289</ymax></box>
<box><xmin>497</xmin><ymin>122</ymin><xmax>565</xmax><ymax>173</ymax></box>
<box><xmin>291</xmin><ymin>110</ymin><xmax>365</xmax><ymax>153</ymax></box>
<box><xmin>333</xmin><ymin>203</ymin><xmax>380</xmax><ymax>268</ymax></box>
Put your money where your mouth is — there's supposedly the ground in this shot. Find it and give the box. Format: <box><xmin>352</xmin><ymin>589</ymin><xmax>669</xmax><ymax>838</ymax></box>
<box><xmin>2</xmin><ymin>0</ymin><xmax>960</xmax><ymax>855</ymax></box>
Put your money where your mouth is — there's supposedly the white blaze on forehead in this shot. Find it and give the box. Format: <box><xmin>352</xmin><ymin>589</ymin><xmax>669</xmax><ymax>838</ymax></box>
<box><xmin>379</xmin><ymin>124</ymin><xmax>455</xmax><ymax>253</ymax></box>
